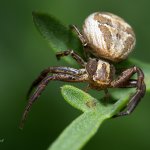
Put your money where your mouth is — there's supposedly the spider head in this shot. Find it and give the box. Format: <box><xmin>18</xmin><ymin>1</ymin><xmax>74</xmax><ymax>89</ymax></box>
<box><xmin>85</xmin><ymin>58</ymin><xmax>115</xmax><ymax>88</ymax></box>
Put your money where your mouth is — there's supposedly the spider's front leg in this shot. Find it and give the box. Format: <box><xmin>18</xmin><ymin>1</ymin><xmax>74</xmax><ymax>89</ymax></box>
<box><xmin>27</xmin><ymin>66</ymin><xmax>86</xmax><ymax>99</ymax></box>
<box><xmin>69</xmin><ymin>25</ymin><xmax>87</xmax><ymax>47</ymax></box>
<box><xmin>69</xmin><ymin>25</ymin><xmax>91</xmax><ymax>59</ymax></box>
<box><xmin>111</xmin><ymin>66</ymin><xmax>146</xmax><ymax>117</ymax></box>
<box><xmin>56</xmin><ymin>50</ymin><xmax>86</xmax><ymax>67</ymax></box>
<box><xmin>20</xmin><ymin>72</ymin><xmax>88</xmax><ymax>129</ymax></box>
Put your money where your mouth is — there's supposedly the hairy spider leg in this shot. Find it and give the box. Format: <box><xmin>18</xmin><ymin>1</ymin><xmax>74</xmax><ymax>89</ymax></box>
<box><xmin>27</xmin><ymin>68</ymin><xmax>49</xmax><ymax>99</ymax></box>
<box><xmin>56</xmin><ymin>50</ymin><xmax>86</xmax><ymax>67</ymax></box>
<box><xmin>20</xmin><ymin>73</ymin><xmax>88</xmax><ymax>129</ymax></box>
<box><xmin>111</xmin><ymin>66</ymin><xmax>146</xmax><ymax>117</ymax></box>
<box><xmin>117</xmin><ymin>79</ymin><xmax>137</xmax><ymax>88</ymax></box>
<box><xmin>69</xmin><ymin>25</ymin><xmax>94</xmax><ymax>59</ymax></box>
<box><xmin>27</xmin><ymin>67</ymin><xmax>86</xmax><ymax>99</ymax></box>
<box><xmin>69</xmin><ymin>25</ymin><xmax>87</xmax><ymax>46</ymax></box>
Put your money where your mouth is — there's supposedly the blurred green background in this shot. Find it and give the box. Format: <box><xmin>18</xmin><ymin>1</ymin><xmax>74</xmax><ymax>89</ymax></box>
<box><xmin>0</xmin><ymin>0</ymin><xmax>150</xmax><ymax>149</ymax></box>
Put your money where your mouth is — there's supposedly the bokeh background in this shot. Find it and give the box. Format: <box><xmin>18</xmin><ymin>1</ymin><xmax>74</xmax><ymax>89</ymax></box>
<box><xmin>0</xmin><ymin>0</ymin><xmax>150</xmax><ymax>149</ymax></box>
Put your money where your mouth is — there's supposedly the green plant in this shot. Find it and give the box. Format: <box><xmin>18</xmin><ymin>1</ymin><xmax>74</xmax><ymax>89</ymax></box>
<box><xmin>32</xmin><ymin>12</ymin><xmax>150</xmax><ymax>150</ymax></box>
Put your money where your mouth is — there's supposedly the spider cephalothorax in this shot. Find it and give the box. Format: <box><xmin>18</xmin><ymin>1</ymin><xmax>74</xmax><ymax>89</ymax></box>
<box><xmin>85</xmin><ymin>58</ymin><xmax>115</xmax><ymax>89</ymax></box>
<box><xmin>20</xmin><ymin>12</ymin><xmax>146</xmax><ymax>128</ymax></box>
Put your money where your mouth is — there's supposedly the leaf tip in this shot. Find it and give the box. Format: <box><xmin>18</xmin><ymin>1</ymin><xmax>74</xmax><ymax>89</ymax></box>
<box><xmin>61</xmin><ymin>85</ymin><xmax>70</xmax><ymax>95</ymax></box>
<box><xmin>32</xmin><ymin>11</ymin><xmax>38</xmax><ymax>17</ymax></box>
<box><xmin>32</xmin><ymin>11</ymin><xmax>39</xmax><ymax>24</ymax></box>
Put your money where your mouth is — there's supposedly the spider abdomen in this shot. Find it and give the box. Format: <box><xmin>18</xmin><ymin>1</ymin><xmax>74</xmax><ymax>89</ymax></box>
<box><xmin>82</xmin><ymin>12</ymin><xmax>136</xmax><ymax>62</ymax></box>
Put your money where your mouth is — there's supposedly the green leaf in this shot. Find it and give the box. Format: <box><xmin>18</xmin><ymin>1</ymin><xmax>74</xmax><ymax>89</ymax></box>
<box><xmin>48</xmin><ymin>85</ymin><xmax>131</xmax><ymax>150</ymax></box>
<box><xmin>32</xmin><ymin>12</ymin><xmax>83</xmax><ymax>65</ymax></box>
<box><xmin>61</xmin><ymin>85</ymin><xmax>98</xmax><ymax>112</ymax></box>
<box><xmin>49</xmin><ymin>111</ymin><xmax>103</xmax><ymax>150</ymax></box>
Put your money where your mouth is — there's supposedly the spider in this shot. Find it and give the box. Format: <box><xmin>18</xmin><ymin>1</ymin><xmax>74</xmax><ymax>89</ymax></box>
<box><xmin>20</xmin><ymin>12</ymin><xmax>146</xmax><ymax>128</ymax></box>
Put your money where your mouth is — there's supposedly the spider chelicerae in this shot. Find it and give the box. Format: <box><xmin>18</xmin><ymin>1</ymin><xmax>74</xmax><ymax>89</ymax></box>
<box><xmin>20</xmin><ymin>12</ymin><xmax>146</xmax><ymax>128</ymax></box>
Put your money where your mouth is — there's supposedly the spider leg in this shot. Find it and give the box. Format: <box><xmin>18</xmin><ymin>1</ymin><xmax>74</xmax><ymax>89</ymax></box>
<box><xmin>111</xmin><ymin>67</ymin><xmax>146</xmax><ymax>117</ymax></box>
<box><xmin>20</xmin><ymin>73</ymin><xmax>88</xmax><ymax>129</ymax></box>
<box><xmin>69</xmin><ymin>24</ymin><xmax>87</xmax><ymax>46</ymax></box>
<box><xmin>69</xmin><ymin>25</ymin><xmax>92</xmax><ymax>59</ymax></box>
<box><xmin>27</xmin><ymin>67</ymin><xmax>86</xmax><ymax>99</ymax></box>
<box><xmin>118</xmin><ymin>79</ymin><xmax>137</xmax><ymax>88</ymax></box>
<box><xmin>56</xmin><ymin>50</ymin><xmax>86</xmax><ymax>67</ymax></box>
